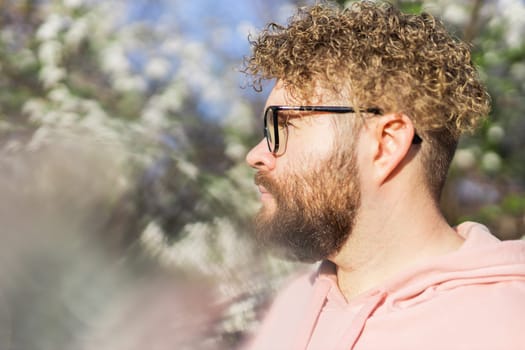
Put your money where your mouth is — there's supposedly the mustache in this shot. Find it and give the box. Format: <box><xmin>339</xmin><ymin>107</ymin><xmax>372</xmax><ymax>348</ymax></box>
<box><xmin>254</xmin><ymin>172</ymin><xmax>281</xmax><ymax>195</ymax></box>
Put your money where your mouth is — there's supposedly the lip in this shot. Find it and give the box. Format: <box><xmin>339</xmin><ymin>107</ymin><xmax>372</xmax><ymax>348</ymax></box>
<box><xmin>258</xmin><ymin>185</ymin><xmax>269</xmax><ymax>194</ymax></box>
<box><xmin>257</xmin><ymin>185</ymin><xmax>273</xmax><ymax>201</ymax></box>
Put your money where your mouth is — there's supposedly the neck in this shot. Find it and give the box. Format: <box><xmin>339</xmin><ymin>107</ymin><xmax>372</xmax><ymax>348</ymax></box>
<box><xmin>330</xmin><ymin>187</ymin><xmax>464</xmax><ymax>302</ymax></box>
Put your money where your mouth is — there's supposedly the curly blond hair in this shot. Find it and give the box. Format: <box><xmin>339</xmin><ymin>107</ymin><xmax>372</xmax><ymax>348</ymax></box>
<box><xmin>244</xmin><ymin>1</ymin><xmax>491</xmax><ymax>197</ymax></box>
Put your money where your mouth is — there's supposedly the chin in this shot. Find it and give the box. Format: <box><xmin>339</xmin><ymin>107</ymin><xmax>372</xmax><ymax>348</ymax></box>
<box><xmin>260</xmin><ymin>198</ymin><xmax>277</xmax><ymax>215</ymax></box>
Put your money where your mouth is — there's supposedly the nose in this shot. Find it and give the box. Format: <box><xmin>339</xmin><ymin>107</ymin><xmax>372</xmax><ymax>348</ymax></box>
<box><xmin>246</xmin><ymin>138</ymin><xmax>276</xmax><ymax>171</ymax></box>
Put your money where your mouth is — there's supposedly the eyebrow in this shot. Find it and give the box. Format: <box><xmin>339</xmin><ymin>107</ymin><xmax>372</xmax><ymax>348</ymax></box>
<box><xmin>278</xmin><ymin>109</ymin><xmax>342</xmax><ymax>119</ymax></box>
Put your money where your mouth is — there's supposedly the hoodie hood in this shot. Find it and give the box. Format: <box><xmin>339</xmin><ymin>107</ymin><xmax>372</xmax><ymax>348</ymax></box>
<box><xmin>379</xmin><ymin>222</ymin><xmax>525</xmax><ymax>308</ymax></box>
<box><xmin>246</xmin><ymin>222</ymin><xmax>525</xmax><ymax>350</ymax></box>
<box><xmin>308</xmin><ymin>222</ymin><xmax>525</xmax><ymax>349</ymax></box>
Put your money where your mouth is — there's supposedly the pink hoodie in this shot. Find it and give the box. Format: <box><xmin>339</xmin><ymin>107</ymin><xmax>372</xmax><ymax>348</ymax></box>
<box><xmin>246</xmin><ymin>222</ymin><xmax>525</xmax><ymax>350</ymax></box>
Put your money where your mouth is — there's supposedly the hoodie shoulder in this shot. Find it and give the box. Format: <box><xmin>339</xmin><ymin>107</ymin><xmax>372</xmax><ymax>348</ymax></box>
<box><xmin>361</xmin><ymin>223</ymin><xmax>525</xmax><ymax>349</ymax></box>
<box><xmin>360</xmin><ymin>278</ymin><xmax>525</xmax><ymax>350</ymax></box>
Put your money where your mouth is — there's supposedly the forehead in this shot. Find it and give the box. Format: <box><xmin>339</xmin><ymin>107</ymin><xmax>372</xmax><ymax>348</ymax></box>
<box><xmin>265</xmin><ymin>81</ymin><xmax>294</xmax><ymax>107</ymax></box>
<box><xmin>265</xmin><ymin>80</ymin><xmax>345</xmax><ymax>108</ymax></box>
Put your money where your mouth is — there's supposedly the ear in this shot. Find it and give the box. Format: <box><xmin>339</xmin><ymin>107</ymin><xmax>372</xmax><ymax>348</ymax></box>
<box><xmin>370</xmin><ymin>113</ymin><xmax>417</xmax><ymax>185</ymax></box>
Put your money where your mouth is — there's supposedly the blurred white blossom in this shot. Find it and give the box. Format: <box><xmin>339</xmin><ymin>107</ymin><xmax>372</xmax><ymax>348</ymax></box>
<box><xmin>14</xmin><ymin>48</ymin><xmax>37</xmax><ymax>69</ymax></box>
<box><xmin>65</xmin><ymin>18</ymin><xmax>89</xmax><ymax>49</ymax></box>
<box><xmin>183</xmin><ymin>41</ymin><xmax>206</xmax><ymax>60</ymax></box>
<box><xmin>225</xmin><ymin>142</ymin><xmax>247</xmax><ymax>161</ymax></box>
<box><xmin>145</xmin><ymin>57</ymin><xmax>171</xmax><ymax>80</ymax></box>
<box><xmin>498</xmin><ymin>0</ymin><xmax>525</xmax><ymax>48</ymax></box>
<box><xmin>27</xmin><ymin>126</ymin><xmax>52</xmax><ymax>151</ymax></box>
<box><xmin>63</xmin><ymin>0</ymin><xmax>84</xmax><ymax>9</ymax></box>
<box><xmin>221</xmin><ymin>297</ymin><xmax>258</xmax><ymax>334</ymax></box>
<box><xmin>2</xmin><ymin>0</ymin><xmax>303</xmax><ymax>344</ymax></box>
<box><xmin>156</xmin><ymin>84</ymin><xmax>186</xmax><ymax>112</ymax></box>
<box><xmin>487</xmin><ymin>124</ymin><xmax>505</xmax><ymax>144</ymax></box>
<box><xmin>23</xmin><ymin>99</ymin><xmax>47</xmax><ymax>119</ymax></box>
<box><xmin>510</xmin><ymin>62</ymin><xmax>525</xmax><ymax>81</ymax></box>
<box><xmin>225</xmin><ymin>101</ymin><xmax>254</xmax><ymax>133</ymax></box>
<box><xmin>101</xmin><ymin>45</ymin><xmax>131</xmax><ymax>77</ymax></box>
<box><xmin>113</xmin><ymin>75</ymin><xmax>147</xmax><ymax>93</ymax></box>
<box><xmin>36</xmin><ymin>14</ymin><xmax>65</xmax><ymax>41</ymax></box>
<box><xmin>39</xmin><ymin>65</ymin><xmax>66</xmax><ymax>88</ymax></box>
<box><xmin>161</xmin><ymin>38</ymin><xmax>182</xmax><ymax>55</ymax></box>
<box><xmin>143</xmin><ymin>222</ymin><xmax>210</xmax><ymax>271</ymax></box>
<box><xmin>453</xmin><ymin>148</ymin><xmax>477</xmax><ymax>170</ymax></box>
<box><xmin>38</xmin><ymin>40</ymin><xmax>63</xmax><ymax>66</ymax></box>
<box><xmin>48</xmin><ymin>85</ymin><xmax>71</xmax><ymax>103</ymax></box>
<box><xmin>141</xmin><ymin>221</ymin><xmax>166</xmax><ymax>252</ymax></box>
<box><xmin>202</xmin><ymin>82</ymin><xmax>225</xmax><ymax>104</ymax></box>
<box><xmin>177</xmin><ymin>159</ymin><xmax>200</xmax><ymax>180</ymax></box>
<box><xmin>142</xmin><ymin>107</ymin><xmax>168</xmax><ymax>129</ymax></box>
<box><xmin>442</xmin><ymin>3</ymin><xmax>469</xmax><ymax>26</ymax></box>
<box><xmin>482</xmin><ymin>151</ymin><xmax>502</xmax><ymax>173</ymax></box>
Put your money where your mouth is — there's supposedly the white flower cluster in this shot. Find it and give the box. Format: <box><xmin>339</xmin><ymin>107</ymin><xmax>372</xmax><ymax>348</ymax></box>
<box><xmin>424</xmin><ymin>0</ymin><xmax>525</xmax><ymax>50</ymax></box>
<box><xmin>496</xmin><ymin>0</ymin><xmax>525</xmax><ymax>48</ymax></box>
<box><xmin>4</xmin><ymin>0</ymin><xmax>306</xmax><ymax>342</ymax></box>
<box><xmin>454</xmin><ymin>124</ymin><xmax>505</xmax><ymax>173</ymax></box>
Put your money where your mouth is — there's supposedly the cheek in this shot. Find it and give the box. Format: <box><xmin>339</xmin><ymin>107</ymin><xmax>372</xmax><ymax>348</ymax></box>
<box><xmin>286</xmin><ymin>121</ymin><xmax>336</xmax><ymax>166</ymax></box>
<box><xmin>353</xmin><ymin>136</ymin><xmax>371</xmax><ymax>195</ymax></box>
<box><xmin>309</xmin><ymin>120</ymin><xmax>336</xmax><ymax>156</ymax></box>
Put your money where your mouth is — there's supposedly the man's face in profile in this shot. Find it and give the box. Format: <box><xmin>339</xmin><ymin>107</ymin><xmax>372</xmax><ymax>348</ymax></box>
<box><xmin>249</xmin><ymin>84</ymin><xmax>362</xmax><ymax>262</ymax></box>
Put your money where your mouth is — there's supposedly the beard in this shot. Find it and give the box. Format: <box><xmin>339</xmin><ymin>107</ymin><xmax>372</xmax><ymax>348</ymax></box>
<box><xmin>254</xmin><ymin>148</ymin><xmax>360</xmax><ymax>263</ymax></box>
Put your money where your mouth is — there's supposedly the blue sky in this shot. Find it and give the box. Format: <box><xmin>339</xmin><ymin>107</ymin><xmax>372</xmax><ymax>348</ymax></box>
<box><xmin>122</xmin><ymin>0</ymin><xmax>302</xmax><ymax>118</ymax></box>
<box><xmin>126</xmin><ymin>0</ymin><xmax>299</xmax><ymax>58</ymax></box>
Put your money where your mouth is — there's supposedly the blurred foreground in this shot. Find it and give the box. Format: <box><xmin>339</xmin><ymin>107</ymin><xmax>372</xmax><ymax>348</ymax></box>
<box><xmin>0</xmin><ymin>140</ymin><xmax>212</xmax><ymax>349</ymax></box>
<box><xmin>0</xmin><ymin>139</ymin><xmax>298</xmax><ymax>349</ymax></box>
<box><xmin>0</xmin><ymin>0</ymin><xmax>524</xmax><ymax>348</ymax></box>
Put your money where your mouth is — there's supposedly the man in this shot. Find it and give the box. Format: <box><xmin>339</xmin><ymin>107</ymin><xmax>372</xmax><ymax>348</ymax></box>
<box><xmin>243</xmin><ymin>1</ymin><xmax>525</xmax><ymax>349</ymax></box>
